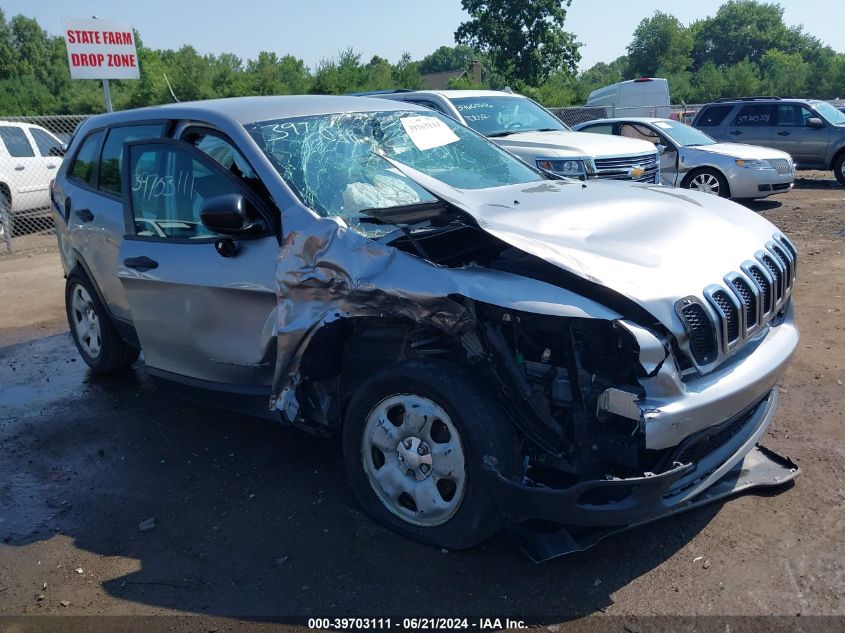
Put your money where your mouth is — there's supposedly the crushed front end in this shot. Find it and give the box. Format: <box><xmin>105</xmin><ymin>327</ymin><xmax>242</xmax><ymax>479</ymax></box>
<box><xmin>463</xmin><ymin>269</ymin><xmax>799</xmax><ymax>561</ymax></box>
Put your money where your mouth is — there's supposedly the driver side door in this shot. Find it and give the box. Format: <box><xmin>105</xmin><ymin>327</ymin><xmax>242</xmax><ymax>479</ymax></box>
<box><xmin>118</xmin><ymin>139</ymin><xmax>280</xmax><ymax>391</ymax></box>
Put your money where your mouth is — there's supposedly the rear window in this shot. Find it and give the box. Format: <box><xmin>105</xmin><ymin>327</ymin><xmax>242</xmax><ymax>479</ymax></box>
<box><xmin>0</xmin><ymin>126</ymin><xmax>35</xmax><ymax>157</ymax></box>
<box><xmin>733</xmin><ymin>104</ymin><xmax>774</xmax><ymax>127</ymax></box>
<box><xmin>99</xmin><ymin>124</ymin><xmax>166</xmax><ymax>194</ymax></box>
<box><xmin>695</xmin><ymin>105</ymin><xmax>733</xmax><ymax>127</ymax></box>
<box><xmin>69</xmin><ymin>131</ymin><xmax>104</xmax><ymax>186</ymax></box>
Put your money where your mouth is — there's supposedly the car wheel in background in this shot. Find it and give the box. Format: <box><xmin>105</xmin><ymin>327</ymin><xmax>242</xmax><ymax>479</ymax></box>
<box><xmin>342</xmin><ymin>360</ymin><xmax>518</xmax><ymax>550</ymax></box>
<box><xmin>683</xmin><ymin>168</ymin><xmax>730</xmax><ymax>198</ymax></box>
<box><xmin>65</xmin><ymin>270</ymin><xmax>140</xmax><ymax>372</ymax></box>
<box><xmin>834</xmin><ymin>153</ymin><xmax>845</xmax><ymax>186</ymax></box>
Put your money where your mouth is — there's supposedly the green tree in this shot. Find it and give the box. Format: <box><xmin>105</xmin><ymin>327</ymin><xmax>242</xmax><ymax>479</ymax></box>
<box><xmin>722</xmin><ymin>59</ymin><xmax>761</xmax><ymax>97</ymax></box>
<box><xmin>627</xmin><ymin>11</ymin><xmax>692</xmax><ymax>77</ymax></box>
<box><xmin>455</xmin><ymin>0</ymin><xmax>580</xmax><ymax>88</ymax></box>
<box><xmin>759</xmin><ymin>49</ymin><xmax>809</xmax><ymax>96</ymax></box>
<box><xmin>692</xmin><ymin>1</ymin><xmax>791</xmax><ymax>68</ymax></box>
<box><xmin>392</xmin><ymin>52</ymin><xmax>423</xmax><ymax>90</ymax></box>
<box><xmin>419</xmin><ymin>45</ymin><xmax>476</xmax><ymax>74</ymax></box>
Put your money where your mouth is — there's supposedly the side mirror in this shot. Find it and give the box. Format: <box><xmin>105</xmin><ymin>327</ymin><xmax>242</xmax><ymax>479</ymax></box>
<box><xmin>807</xmin><ymin>117</ymin><xmax>824</xmax><ymax>128</ymax></box>
<box><xmin>656</xmin><ymin>144</ymin><xmax>667</xmax><ymax>154</ymax></box>
<box><xmin>200</xmin><ymin>194</ymin><xmax>265</xmax><ymax>236</ymax></box>
<box><xmin>49</xmin><ymin>145</ymin><xmax>66</xmax><ymax>157</ymax></box>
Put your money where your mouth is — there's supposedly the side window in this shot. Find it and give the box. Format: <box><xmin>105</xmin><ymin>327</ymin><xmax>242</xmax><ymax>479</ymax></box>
<box><xmin>619</xmin><ymin>123</ymin><xmax>660</xmax><ymax>144</ymax></box>
<box><xmin>696</xmin><ymin>105</ymin><xmax>733</xmax><ymax>127</ymax></box>
<box><xmin>580</xmin><ymin>123</ymin><xmax>614</xmax><ymax>135</ymax></box>
<box><xmin>733</xmin><ymin>104</ymin><xmax>774</xmax><ymax>127</ymax></box>
<box><xmin>0</xmin><ymin>126</ymin><xmax>36</xmax><ymax>158</ymax></box>
<box><xmin>99</xmin><ymin>124</ymin><xmax>166</xmax><ymax>194</ymax></box>
<box><xmin>127</xmin><ymin>143</ymin><xmax>256</xmax><ymax>240</ymax></box>
<box><xmin>69</xmin><ymin>131</ymin><xmax>104</xmax><ymax>186</ymax></box>
<box><xmin>29</xmin><ymin>127</ymin><xmax>63</xmax><ymax>157</ymax></box>
<box><xmin>182</xmin><ymin>128</ymin><xmax>270</xmax><ymax>202</ymax></box>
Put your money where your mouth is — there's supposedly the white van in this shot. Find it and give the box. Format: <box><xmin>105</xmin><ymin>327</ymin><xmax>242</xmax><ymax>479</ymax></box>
<box><xmin>587</xmin><ymin>78</ymin><xmax>670</xmax><ymax>118</ymax></box>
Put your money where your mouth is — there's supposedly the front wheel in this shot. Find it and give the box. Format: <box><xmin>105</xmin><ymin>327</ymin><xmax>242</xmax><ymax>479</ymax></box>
<box><xmin>684</xmin><ymin>168</ymin><xmax>730</xmax><ymax>198</ymax></box>
<box><xmin>342</xmin><ymin>360</ymin><xmax>518</xmax><ymax>550</ymax></box>
<box><xmin>834</xmin><ymin>153</ymin><xmax>845</xmax><ymax>186</ymax></box>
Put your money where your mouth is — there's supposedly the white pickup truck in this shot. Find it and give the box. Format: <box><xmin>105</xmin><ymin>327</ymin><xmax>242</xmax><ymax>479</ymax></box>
<box><xmin>371</xmin><ymin>89</ymin><xmax>660</xmax><ymax>183</ymax></box>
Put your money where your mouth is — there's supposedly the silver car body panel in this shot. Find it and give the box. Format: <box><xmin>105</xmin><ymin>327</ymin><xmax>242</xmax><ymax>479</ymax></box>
<box><xmin>53</xmin><ymin>96</ymin><xmax>798</xmax><ymax>454</ymax></box>
<box><xmin>573</xmin><ymin>117</ymin><xmax>795</xmax><ymax>198</ymax></box>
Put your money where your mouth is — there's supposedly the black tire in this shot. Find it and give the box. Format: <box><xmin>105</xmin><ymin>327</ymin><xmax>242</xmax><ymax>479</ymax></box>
<box><xmin>834</xmin><ymin>152</ymin><xmax>845</xmax><ymax>186</ymax></box>
<box><xmin>683</xmin><ymin>167</ymin><xmax>730</xmax><ymax>198</ymax></box>
<box><xmin>65</xmin><ymin>269</ymin><xmax>140</xmax><ymax>373</ymax></box>
<box><xmin>342</xmin><ymin>359</ymin><xmax>519</xmax><ymax>550</ymax></box>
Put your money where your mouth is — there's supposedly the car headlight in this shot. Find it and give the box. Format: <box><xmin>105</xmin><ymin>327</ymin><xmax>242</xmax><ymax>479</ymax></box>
<box><xmin>735</xmin><ymin>159</ymin><xmax>774</xmax><ymax>170</ymax></box>
<box><xmin>537</xmin><ymin>158</ymin><xmax>587</xmax><ymax>180</ymax></box>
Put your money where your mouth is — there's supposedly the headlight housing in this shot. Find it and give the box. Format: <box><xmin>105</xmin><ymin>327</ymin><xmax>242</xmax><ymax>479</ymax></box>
<box><xmin>735</xmin><ymin>159</ymin><xmax>774</xmax><ymax>170</ymax></box>
<box><xmin>537</xmin><ymin>158</ymin><xmax>588</xmax><ymax>180</ymax></box>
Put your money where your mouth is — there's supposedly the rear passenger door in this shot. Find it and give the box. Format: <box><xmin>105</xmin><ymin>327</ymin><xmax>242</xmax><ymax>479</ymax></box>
<box><xmin>726</xmin><ymin>104</ymin><xmax>774</xmax><ymax>147</ymax></box>
<box><xmin>771</xmin><ymin>104</ymin><xmax>830</xmax><ymax>166</ymax></box>
<box><xmin>65</xmin><ymin>124</ymin><xmax>166</xmax><ymax>324</ymax></box>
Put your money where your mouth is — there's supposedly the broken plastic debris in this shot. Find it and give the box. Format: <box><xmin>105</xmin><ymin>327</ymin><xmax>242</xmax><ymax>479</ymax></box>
<box><xmin>74</xmin><ymin>568</ymin><xmax>83</xmax><ymax>574</ymax></box>
<box><xmin>60</xmin><ymin>600</ymin><xmax>70</xmax><ymax>607</ymax></box>
<box><xmin>138</xmin><ymin>518</ymin><xmax>156</xmax><ymax>532</ymax></box>
<box><xmin>693</xmin><ymin>556</ymin><xmax>703</xmax><ymax>562</ymax></box>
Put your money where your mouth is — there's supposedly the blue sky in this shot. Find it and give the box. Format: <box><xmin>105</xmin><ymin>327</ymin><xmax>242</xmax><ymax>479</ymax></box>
<box><xmin>7</xmin><ymin>0</ymin><xmax>844</xmax><ymax>70</ymax></box>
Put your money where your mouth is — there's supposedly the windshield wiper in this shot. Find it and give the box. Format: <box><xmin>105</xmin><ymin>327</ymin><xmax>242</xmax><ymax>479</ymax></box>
<box><xmin>487</xmin><ymin>127</ymin><xmax>561</xmax><ymax>138</ymax></box>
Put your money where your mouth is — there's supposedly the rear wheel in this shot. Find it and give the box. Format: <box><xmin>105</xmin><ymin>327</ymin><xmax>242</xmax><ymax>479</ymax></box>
<box><xmin>834</xmin><ymin>152</ymin><xmax>845</xmax><ymax>186</ymax></box>
<box><xmin>342</xmin><ymin>360</ymin><xmax>518</xmax><ymax>550</ymax></box>
<box><xmin>684</xmin><ymin>168</ymin><xmax>730</xmax><ymax>198</ymax></box>
<box><xmin>65</xmin><ymin>270</ymin><xmax>139</xmax><ymax>372</ymax></box>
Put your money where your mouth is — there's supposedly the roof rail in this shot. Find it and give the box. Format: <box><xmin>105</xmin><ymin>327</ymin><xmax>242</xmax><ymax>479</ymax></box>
<box><xmin>715</xmin><ymin>96</ymin><xmax>781</xmax><ymax>103</ymax></box>
<box><xmin>345</xmin><ymin>89</ymin><xmax>412</xmax><ymax>96</ymax></box>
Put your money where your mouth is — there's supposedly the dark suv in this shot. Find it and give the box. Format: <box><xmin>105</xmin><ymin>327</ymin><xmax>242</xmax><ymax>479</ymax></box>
<box><xmin>692</xmin><ymin>97</ymin><xmax>845</xmax><ymax>184</ymax></box>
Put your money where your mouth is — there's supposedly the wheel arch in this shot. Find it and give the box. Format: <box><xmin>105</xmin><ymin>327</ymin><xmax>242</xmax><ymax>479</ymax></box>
<box><xmin>680</xmin><ymin>165</ymin><xmax>731</xmax><ymax>197</ymax></box>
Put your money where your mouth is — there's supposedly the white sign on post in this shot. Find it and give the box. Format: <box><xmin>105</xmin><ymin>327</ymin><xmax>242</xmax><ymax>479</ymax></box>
<box><xmin>63</xmin><ymin>18</ymin><xmax>140</xmax><ymax>80</ymax></box>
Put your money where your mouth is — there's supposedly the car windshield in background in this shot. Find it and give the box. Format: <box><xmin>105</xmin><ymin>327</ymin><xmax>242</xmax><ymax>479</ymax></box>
<box><xmin>655</xmin><ymin>120</ymin><xmax>717</xmax><ymax>147</ymax></box>
<box><xmin>813</xmin><ymin>101</ymin><xmax>845</xmax><ymax>125</ymax></box>
<box><xmin>247</xmin><ymin>110</ymin><xmax>543</xmax><ymax>223</ymax></box>
<box><xmin>450</xmin><ymin>96</ymin><xmax>569</xmax><ymax>137</ymax></box>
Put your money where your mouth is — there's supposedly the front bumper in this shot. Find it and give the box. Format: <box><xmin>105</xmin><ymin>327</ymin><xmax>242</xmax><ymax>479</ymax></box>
<box><xmin>485</xmin><ymin>389</ymin><xmax>799</xmax><ymax>561</ymax></box>
<box><xmin>727</xmin><ymin>167</ymin><xmax>794</xmax><ymax>199</ymax></box>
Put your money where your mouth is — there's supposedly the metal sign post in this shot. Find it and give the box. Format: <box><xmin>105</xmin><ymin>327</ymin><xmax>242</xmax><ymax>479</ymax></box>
<box><xmin>102</xmin><ymin>78</ymin><xmax>113</xmax><ymax>112</ymax></box>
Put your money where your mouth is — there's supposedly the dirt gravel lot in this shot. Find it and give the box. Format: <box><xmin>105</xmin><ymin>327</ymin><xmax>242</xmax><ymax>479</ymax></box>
<box><xmin>0</xmin><ymin>173</ymin><xmax>843</xmax><ymax>630</ymax></box>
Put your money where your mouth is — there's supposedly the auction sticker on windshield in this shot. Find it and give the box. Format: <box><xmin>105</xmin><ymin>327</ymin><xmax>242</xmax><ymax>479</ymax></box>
<box><xmin>401</xmin><ymin>116</ymin><xmax>459</xmax><ymax>151</ymax></box>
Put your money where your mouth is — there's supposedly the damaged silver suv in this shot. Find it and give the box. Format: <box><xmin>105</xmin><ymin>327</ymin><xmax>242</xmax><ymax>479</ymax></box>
<box><xmin>52</xmin><ymin>96</ymin><xmax>799</xmax><ymax>560</ymax></box>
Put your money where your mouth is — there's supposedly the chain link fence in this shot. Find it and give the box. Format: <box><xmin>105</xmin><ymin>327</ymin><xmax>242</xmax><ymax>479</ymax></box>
<box><xmin>1</xmin><ymin>115</ymin><xmax>89</xmax><ymax>254</ymax></box>
<box><xmin>549</xmin><ymin>104</ymin><xmax>704</xmax><ymax>128</ymax></box>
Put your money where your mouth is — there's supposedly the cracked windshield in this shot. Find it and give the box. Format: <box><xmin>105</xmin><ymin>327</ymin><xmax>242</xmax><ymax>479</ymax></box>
<box><xmin>247</xmin><ymin>110</ymin><xmax>542</xmax><ymax>230</ymax></box>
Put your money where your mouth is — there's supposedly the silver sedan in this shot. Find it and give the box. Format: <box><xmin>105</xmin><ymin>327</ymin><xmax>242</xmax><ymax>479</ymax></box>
<box><xmin>574</xmin><ymin>117</ymin><xmax>795</xmax><ymax>199</ymax></box>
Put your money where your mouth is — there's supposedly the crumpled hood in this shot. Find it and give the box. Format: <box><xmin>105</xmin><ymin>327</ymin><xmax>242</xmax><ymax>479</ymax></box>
<box><xmin>390</xmin><ymin>167</ymin><xmax>783</xmax><ymax>333</ymax></box>
<box><xmin>492</xmin><ymin>130</ymin><xmax>655</xmax><ymax>158</ymax></box>
<box><xmin>691</xmin><ymin>142</ymin><xmax>792</xmax><ymax>161</ymax></box>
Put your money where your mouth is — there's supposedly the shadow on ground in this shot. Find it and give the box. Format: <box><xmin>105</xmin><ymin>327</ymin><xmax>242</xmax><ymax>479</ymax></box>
<box><xmin>1</xmin><ymin>333</ymin><xmax>727</xmax><ymax>620</ymax></box>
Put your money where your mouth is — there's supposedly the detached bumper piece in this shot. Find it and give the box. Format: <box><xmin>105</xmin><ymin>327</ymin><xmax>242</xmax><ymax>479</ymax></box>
<box><xmin>484</xmin><ymin>390</ymin><xmax>799</xmax><ymax>562</ymax></box>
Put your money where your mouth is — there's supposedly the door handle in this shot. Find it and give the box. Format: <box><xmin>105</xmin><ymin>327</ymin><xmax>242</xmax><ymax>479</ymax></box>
<box><xmin>729</xmin><ymin>130</ymin><xmax>742</xmax><ymax>136</ymax></box>
<box><xmin>124</xmin><ymin>256</ymin><xmax>159</xmax><ymax>271</ymax></box>
<box><xmin>47</xmin><ymin>164</ymin><xmax>57</xmax><ymax>169</ymax></box>
<box><xmin>75</xmin><ymin>208</ymin><xmax>94</xmax><ymax>222</ymax></box>
<box><xmin>777</xmin><ymin>131</ymin><xmax>791</xmax><ymax>136</ymax></box>
<box><xmin>14</xmin><ymin>165</ymin><xmax>24</xmax><ymax>171</ymax></box>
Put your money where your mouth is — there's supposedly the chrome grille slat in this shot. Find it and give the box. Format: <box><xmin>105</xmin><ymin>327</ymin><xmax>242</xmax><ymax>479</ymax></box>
<box><xmin>681</xmin><ymin>233</ymin><xmax>796</xmax><ymax>367</ymax></box>
<box><xmin>768</xmin><ymin>158</ymin><xmax>792</xmax><ymax>175</ymax></box>
<box><xmin>593</xmin><ymin>153</ymin><xmax>659</xmax><ymax>182</ymax></box>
